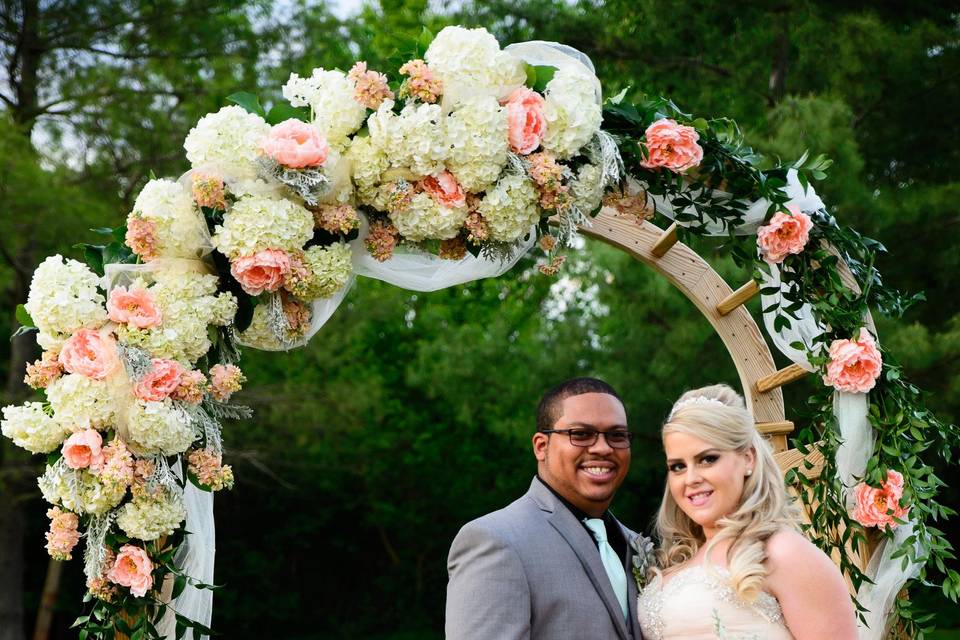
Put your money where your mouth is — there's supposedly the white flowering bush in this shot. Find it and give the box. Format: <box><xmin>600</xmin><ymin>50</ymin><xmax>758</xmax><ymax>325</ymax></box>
<box><xmin>116</xmin><ymin>491</ymin><xmax>187</xmax><ymax>541</ymax></box>
<box><xmin>39</xmin><ymin>461</ymin><xmax>126</xmax><ymax>516</ymax></box>
<box><xmin>0</xmin><ymin>402</ymin><xmax>71</xmax><ymax>454</ymax></box>
<box><xmin>128</xmin><ymin>179</ymin><xmax>210</xmax><ymax>259</ymax></box>
<box><xmin>24</xmin><ymin>255</ymin><xmax>107</xmax><ymax>337</ymax></box>
<box><xmin>46</xmin><ymin>374</ymin><xmax>117</xmax><ymax>431</ymax></box>
<box><xmin>446</xmin><ymin>96</ymin><xmax>509</xmax><ymax>193</ymax></box>
<box><xmin>424</xmin><ymin>25</ymin><xmax>525</xmax><ymax>102</ymax></box>
<box><xmin>184</xmin><ymin>105</ymin><xmax>271</xmax><ymax>185</ymax></box>
<box><xmin>542</xmin><ymin>68</ymin><xmax>604</xmax><ymax>159</ymax></box>
<box><xmin>126</xmin><ymin>400</ymin><xmax>196</xmax><ymax>456</ymax></box>
<box><xmin>478</xmin><ymin>174</ymin><xmax>540</xmax><ymax>242</ymax></box>
<box><xmin>211</xmin><ymin>195</ymin><xmax>314</xmax><ymax>259</ymax></box>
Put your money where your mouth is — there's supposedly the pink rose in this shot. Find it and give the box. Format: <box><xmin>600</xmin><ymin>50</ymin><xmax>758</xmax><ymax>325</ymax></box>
<box><xmin>59</xmin><ymin>329</ymin><xmax>121</xmax><ymax>380</ymax></box>
<box><xmin>107</xmin><ymin>286</ymin><xmax>162</xmax><ymax>329</ymax></box>
<box><xmin>231</xmin><ymin>249</ymin><xmax>292</xmax><ymax>296</ymax></box>
<box><xmin>640</xmin><ymin>118</ymin><xmax>704</xmax><ymax>173</ymax></box>
<box><xmin>262</xmin><ymin>119</ymin><xmax>329</xmax><ymax>169</ymax></box>
<box><xmin>852</xmin><ymin>470</ymin><xmax>909</xmax><ymax>529</ymax></box>
<box><xmin>107</xmin><ymin>545</ymin><xmax>154</xmax><ymax>597</ymax></box>
<box><xmin>757</xmin><ymin>204</ymin><xmax>813</xmax><ymax>264</ymax></box>
<box><xmin>421</xmin><ymin>171</ymin><xmax>467</xmax><ymax>209</ymax></box>
<box><xmin>823</xmin><ymin>328</ymin><xmax>883</xmax><ymax>393</ymax></box>
<box><xmin>134</xmin><ymin>358</ymin><xmax>186</xmax><ymax>402</ymax></box>
<box><xmin>503</xmin><ymin>87</ymin><xmax>546</xmax><ymax>155</ymax></box>
<box><xmin>62</xmin><ymin>429</ymin><xmax>105</xmax><ymax>472</ymax></box>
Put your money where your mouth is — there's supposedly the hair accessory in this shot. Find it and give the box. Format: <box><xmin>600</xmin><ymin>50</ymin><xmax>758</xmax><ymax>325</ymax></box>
<box><xmin>667</xmin><ymin>395</ymin><xmax>727</xmax><ymax>421</ymax></box>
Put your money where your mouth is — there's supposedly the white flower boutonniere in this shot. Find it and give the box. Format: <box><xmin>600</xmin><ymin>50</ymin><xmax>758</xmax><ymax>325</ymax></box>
<box><xmin>630</xmin><ymin>533</ymin><xmax>655</xmax><ymax>591</ymax></box>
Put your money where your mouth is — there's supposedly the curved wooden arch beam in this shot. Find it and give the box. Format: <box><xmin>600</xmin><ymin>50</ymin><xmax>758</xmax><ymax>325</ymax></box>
<box><xmin>577</xmin><ymin>208</ymin><xmax>790</xmax><ymax>451</ymax></box>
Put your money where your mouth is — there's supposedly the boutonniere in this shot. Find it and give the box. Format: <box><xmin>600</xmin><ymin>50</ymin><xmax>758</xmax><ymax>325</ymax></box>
<box><xmin>630</xmin><ymin>533</ymin><xmax>655</xmax><ymax>590</ymax></box>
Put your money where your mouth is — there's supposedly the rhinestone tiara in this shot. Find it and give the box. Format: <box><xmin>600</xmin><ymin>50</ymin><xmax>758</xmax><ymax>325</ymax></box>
<box><xmin>667</xmin><ymin>396</ymin><xmax>727</xmax><ymax>421</ymax></box>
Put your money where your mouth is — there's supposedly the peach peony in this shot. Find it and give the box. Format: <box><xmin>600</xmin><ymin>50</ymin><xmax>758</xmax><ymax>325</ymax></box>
<box><xmin>757</xmin><ymin>204</ymin><xmax>813</xmax><ymax>264</ymax></box>
<box><xmin>262</xmin><ymin>119</ymin><xmax>329</xmax><ymax>169</ymax></box>
<box><xmin>421</xmin><ymin>171</ymin><xmax>467</xmax><ymax>209</ymax></box>
<box><xmin>61</xmin><ymin>429</ymin><xmax>105</xmax><ymax>472</ymax></box>
<box><xmin>107</xmin><ymin>545</ymin><xmax>154</xmax><ymax>597</ymax></box>
<box><xmin>107</xmin><ymin>286</ymin><xmax>162</xmax><ymax>329</ymax></box>
<box><xmin>59</xmin><ymin>329</ymin><xmax>120</xmax><ymax>380</ymax></box>
<box><xmin>231</xmin><ymin>249</ymin><xmax>292</xmax><ymax>296</ymax></box>
<box><xmin>640</xmin><ymin>118</ymin><xmax>703</xmax><ymax>173</ymax></box>
<box><xmin>852</xmin><ymin>470</ymin><xmax>909</xmax><ymax>529</ymax></box>
<box><xmin>134</xmin><ymin>358</ymin><xmax>186</xmax><ymax>402</ymax></box>
<box><xmin>823</xmin><ymin>328</ymin><xmax>883</xmax><ymax>393</ymax></box>
<box><xmin>504</xmin><ymin>87</ymin><xmax>546</xmax><ymax>155</ymax></box>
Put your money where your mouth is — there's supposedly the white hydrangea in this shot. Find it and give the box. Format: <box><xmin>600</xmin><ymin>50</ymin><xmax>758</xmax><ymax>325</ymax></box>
<box><xmin>212</xmin><ymin>195</ymin><xmax>314</xmax><ymax>259</ymax></box>
<box><xmin>126</xmin><ymin>400</ymin><xmax>195</xmax><ymax>456</ymax></box>
<box><xmin>116</xmin><ymin>491</ymin><xmax>187</xmax><ymax>541</ymax></box>
<box><xmin>542</xmin><ymin>68</ymin><xmax>603</xmax><ymax>159</ymax></box>
<box><xmin>390</xmin><ymin>192</ymin><xmax>468</xmax><ymax>242</ymax></box>
<box><xmin>424</xmin><ymin>26</ymin><xmax>526</xmax><ymax>102</ymax></box>
<box><xmin>478</xmin><ymin>173</ymin><xmax>540</xmax><ymax>242</ymax></box>
<box><xmin>115</xmin><ymin>270</ymin><xmax>236</xmax><ymax>363</ymax></box>
<box><xmin>1</xmin><ymin>402</ymin><xmax>71</xmax><ymax>454</ymax></box>
<box><xmin>36</xmin><ymin>331</ymin><xmax>67</xmax><ymax>352</ymax></box>
<box><xmin>368</xmin><ymin>100</ymin><xmax>448</xmax><ymax>178</ymax></box>
<box><xmin>282</xmin><ymin>68</ymin><xmax>367</xmax><ymax>147</ymax></box>
<box><xmin>446</xmin><ymin>96</ymin><xmax>509</xmax><ymax>193</ymax></box>
<box><xmin>129</xmin><ymin>179</ymin><xmax>210</xmax><ymax>259</ymax></box>
<box><xmin>46</xmin><ymin>374</ymin><xmax>116</xmax><ymax>431</ymax></box>
<box><xmin>288</xmin><ymin>244</ymin><xmax>353</xmax><ymax>300</ymax></box>
<box><xmin>24</xmin><ymin>255</ymin><xmax>107</xmax><ymax>337</ymax></box>
<box><xmin>570</xmin><ymin>163</ymin><xmax>605</xmax><ymax>214</ymax></box>
<box><xmin>39</xmin><ymin>461</ymin><xmax>126</xmax><ymax>515</ymax></box>
<box><xmin>347</xmin><ymin>136</ymin><xmax>389</xmax><ymax>207</ymax></box>
<box><xmin>184</xmin><ymin>105</ymin><xmax>270</xmax><ymax>183</ymax></box>
<box><xmin>237</xmin><ymin>303</ymin><xmax>285</xmax><ymax>351</ymax></box>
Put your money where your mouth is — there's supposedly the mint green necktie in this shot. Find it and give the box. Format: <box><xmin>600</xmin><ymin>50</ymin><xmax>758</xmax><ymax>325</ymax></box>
<box><xmin>584</xmin><ymin>518</ymin><xmax>629</xmax><ymax>623</ymax></box>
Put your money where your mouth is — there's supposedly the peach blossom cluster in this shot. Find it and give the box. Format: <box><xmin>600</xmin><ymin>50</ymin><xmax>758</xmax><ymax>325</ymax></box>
<box><xmin>107</xmin><ymin>286</ymin><xmax>163</xmax><ymax>329</ymax></box>
<box><xmin>187</xmin><ymin>448</ymin><xmax>235</xmax><ymax>491</ymax></box>
<box><xmin>107</xmin><ymin>544</ymin><xmax>154</xmax><ymax>597</ymax></box>
<box><xmin>45</xmin><ymin>507</ymin><xmax>80</xmax><ymax>560</ymax></box>
<box><xmin>526</xmin><ymin>152</ymin><xmax>571</xmax><ymax>211</ymax></box>
<box><xmin>99</xmin><ymin>439</ymin><xmax>135</xmax><ymax>488</ymax></box>
<box><xmin>464</xmin><ymin>212</ymin><xmax>489</xmax><ymax>243</ymax></box>
<box><xmin>24</xmin><ymin>350</ymin><xmax>63</xmax><ymax>389</ymax></box>
<box><xmin>539</xmin><ymin>234</ymin><xmax>558</xmax><ymax>253</ymax></box>
<box><xmin>384</xmin><ymin>181</ymin><xmax>414</xmax><ymax>215</ymax></box>
<box><xmin>209</xmin><ymin>364</ymin><xmax>245</xmax><ymax>402</ymax></box>
<box><xmin>131</xmin><ymin>458</ymin><xmax>157</xmax><ymax>498</ymax></box>
<box><xmin>59</xmin><ymin>329</ymin><xmax>121</xmax><ymax>380</ymax></box>
<box><xmin>313</xmin><ymin>203</ymin><xmax>360</xmax><ymax>235</ymax></box>
<box><xmin>348</xmin><ymin>61</ymin><xmax>394</xmax><ymax>110</ymax></box>
<box><xmin>172</xmin><ymin>370</ymin><xmax>207</xmax><ymax>405</ymax></box>
<box><xmin>398</xmin><ymin>59</ymin><xmax>442</xmax><ymax>103</ymax></box>
<box><xmin>261</xmin><ymin>119</ymin><xmax>329</xmax><ymax>169</ymax></box>
<box><xmin>282</xmin><ymin>296</ymin><xmax>312</xmax><ymax>336</ymax></box>
<box><xmin>538</xmin><ymin>255</ymin><xmax>567</xmax><ymax>276</ymax></box>
<box><xmin>757</xmin><ymin>204</ymin><xmax>813</xmax><ymax>264</ymax></box>
<box><xmin>439</xmin><ymin>237</ymin><xmax>467</xmax><ymax>261</ymax></box>
<box><xmin>853</xmin><ymin>470</ymin><xmax>909</xmax><ymax>529</ymax></box>
<box><xmin>191</xmin><ymin>173</ymin><xmax>228</xmax><ymax>210</ymax></box>
<box><xmin>125</xmin><ymin>217</ymin><xmax>160</xmax><ymax>261</ymax></box>
<box><xmin>823</xmin><ymin>328</ymin><xmax>883</xmax><ymax>393</ymax></box>
<box><xmin>364</xmin><ymin>220</ymin><xmax>400</xmax><ymax>262</ymax></box>
<box><xmin>640</xmin><ymin>118</ymin><xmax>703</xmax><ymax>173</ymax></box>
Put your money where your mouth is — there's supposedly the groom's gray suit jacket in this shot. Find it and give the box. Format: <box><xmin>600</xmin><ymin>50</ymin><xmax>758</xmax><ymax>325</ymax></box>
<box><xmin>445</xmin><ymin>477</ymin><xmax>643</xmax><ymax>640</ymax></box>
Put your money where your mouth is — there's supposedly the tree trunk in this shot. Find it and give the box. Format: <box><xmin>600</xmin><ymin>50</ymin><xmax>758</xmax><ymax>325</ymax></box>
<box><xmin>31</xmin><ymin>560</ymin><xmax>62</xmax><ymax>640</ymax></box>
<box><xmin>0</xmin><ymin>485</ymin><xmax>25</xmax><ymax>640</ymax></box>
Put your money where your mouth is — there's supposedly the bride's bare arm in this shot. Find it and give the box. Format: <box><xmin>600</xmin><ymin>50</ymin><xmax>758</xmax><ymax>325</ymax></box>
<box><xmin>764</xmin><ymin>528</ymin><xmax>858</xmax><ymax>640</ymax></box>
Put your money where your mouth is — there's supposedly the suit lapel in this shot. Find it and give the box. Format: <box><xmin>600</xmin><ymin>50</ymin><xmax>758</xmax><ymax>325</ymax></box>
<box><xmin>613</xmin><ymin>518</ymin><xmax>643</xmax><ymax>640</ymax></box>
<box><xmin>528</xmin><ymin>480</ymin><xmax>630</xmax><ymax>640</ymax></box>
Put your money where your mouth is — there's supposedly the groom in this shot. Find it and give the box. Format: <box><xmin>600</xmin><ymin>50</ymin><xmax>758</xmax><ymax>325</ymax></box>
<box><xmin>445</xmin><ymin>378</ymin><xmax>644</xmax><ymax>640</ymax></box>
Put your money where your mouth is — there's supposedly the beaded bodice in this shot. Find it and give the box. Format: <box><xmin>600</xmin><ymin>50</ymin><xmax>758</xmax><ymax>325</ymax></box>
<box><xmin>637</xmin><ymin>564</ymin><xmax>793</xmax><ymax>640</ymax></box>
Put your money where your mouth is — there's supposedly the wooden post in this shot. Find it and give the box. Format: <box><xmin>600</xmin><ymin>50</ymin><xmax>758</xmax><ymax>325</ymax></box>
<box><xmin>717</xmin><ymin>280</ymin><xmax>760</xmax><ymax>316</ymax></box>
<box><xmin>651</xmin><ymin>223</ymin><xmax>678</xmax><ymax>257</ymax></box>
<box><xmin>756</xmin><ymin>363</ymin><xmax>808</xmax><ymax>393</ymax></box>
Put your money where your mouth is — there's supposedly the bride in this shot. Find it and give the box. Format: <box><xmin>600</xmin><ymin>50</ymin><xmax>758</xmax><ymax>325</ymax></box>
<box><xmin>637</xmin><ymin>384</ymin><xmax>858</xmax><ymax>639</ymax></box>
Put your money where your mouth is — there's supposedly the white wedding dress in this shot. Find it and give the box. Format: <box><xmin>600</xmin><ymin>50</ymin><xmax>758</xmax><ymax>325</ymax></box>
<box><xmin>637</xmin><ymin>563</ymin><xmax>794</xmax><ymax>639</ymax></box>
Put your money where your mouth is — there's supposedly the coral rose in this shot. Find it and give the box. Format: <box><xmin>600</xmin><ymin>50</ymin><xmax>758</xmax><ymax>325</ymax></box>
<box><xmin>504</xmin><ymin>87</ymin><xmax>546</xmax><ymax>155</ymax></box>
<box><xmin>852</xmin><ymin>470</ymin><xmax>909</xmax><ymax>529</ymax></box>
<box><xmin>640</xmin><ymin>118</ymin><xmax>703</xmax><ymax>173</ymax></box>
<box><xmin>59</xmin><ymin>329</ymin><xmax>121</xmax><ymax>380</ymax></box>
<box><xmin>107</xmin><ymin>286</ymin><xmax>162</xmax><ymax>329</ymax></box>
<box><xmin>231</xmin><ymin>249</ymin><xmax>292</xmax><ymax>296</ymax></box>
<box><xmin>823</xmin><ymin>328</ymin><xmax>883</xmax><ymax>393</ymax></box>
<box><xmin>134</xmin><ymin>358</ymin><xmax>186</xmax><ymax>402</ymax></box>
<box><xmin>262</xmin><ymin>119</ymin><xmax>329</xmax><ymax>169</ymax></box>
<box><xmin>62</xmin><ymin>429</ymin><xmax>105</xmax><ymax>472</ymax></box>
<box><xmin>757</xmin><ymin>204</ymin><xmax>813</xmax><ymax>264</ymax></box>
<box><xmin>421</xmin><ymin>171</ymin><xmax>467</xmax><ymax>209</ymax></box>
<box><xmin>107</xmin><ymin>544</ymin><xmax>154</xmax><ymax>597</ymax></box>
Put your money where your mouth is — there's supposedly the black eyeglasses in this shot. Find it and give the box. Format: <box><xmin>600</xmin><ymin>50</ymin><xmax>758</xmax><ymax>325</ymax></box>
<box><xmin>540</xmin><ymin>429</ymin><xmax>634</xmax><ymax>449</ymax></box>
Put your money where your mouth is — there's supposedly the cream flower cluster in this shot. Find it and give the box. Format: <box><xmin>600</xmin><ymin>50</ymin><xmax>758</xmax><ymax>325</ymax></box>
<box><xmin>570</xmin><ymin>163</ymin><xmax>605</xmax><ymax>214</ymax></box>
<box><xmin>46</xmin><ymin>374</ymin><xmax>117</xmax><ymax>431</ymax></box>
<box><xmin>126</xmin><ymin>400</ymin><xmax>195</xmax><ymax>456</ymax></box>
<box><xmin>478</xmin><ymin>174</ymin><xmax>540</xmax><ymax>242</ymax></box>
<box><xmin>282</xmin><ymin>68</ymin><xmax>368</xmax><ymax>147</ymax></box>
<box><xmin>212</xmin><ymin>195</ymin><xmax>314</xmax><ymax>259</ymax></box>
<box><xmin>183</xmin><ymin>105</ymin><xmax>271</xmax><ymax>183</ymax></box>
<box><xmin>39</xmin><ymin>462</ymin><xmax>126</xmax><ymax>516</ymax></box>
<box><xmin>129</xmin><ymin>179</ymin><xmax>209</xmax><ymax>259</ymax></box>
<box><xmin>446</xmin><ymin>96</ymin><xmax>510</xmax><ymax>193</ymax></box>
<box><xmin>390</xmin><ymin>192</ymin><xmax>468</xmax><ymax>242</ymax></box>
<box><xmin>348</xmin><ymin>136</ymin><xmax>390</xmax><ymax>208</ymax></box>
<box><xmin>368</xmin><ymin>101</ymin><xmax>449</xmax><ymax>178</ymax></box>
<box><xmin>1</xmin><ymin>402</ymin><xmax>71</xmax><ymax>454</ymax></box>
<box><xmin>24</xmin><ymin>255</ymin><xmax>106</xmax><ymax>339</ymax></box>
<box><xmin>424</xmin><ymin>26</ymin><xmax>525</xmax><ymax>102</ymax></box>
<box><xmin>287</xmin><ymin>244</ymin><xmax>353</xmax><ymax>300</ymax></box>
<box><xmin>542</xmin><ymin>68</ymin><xmax>603</xmax><ymax>159</ymax></box>
<box><xmin>237</xmin><ymin>303</ymin><xmax>286</xmax><ymax>350</ymax></box>
<box><xmin>116</xmin><ymin>490</ymin><xmax>187</xmax><ymax>541</ymax></box>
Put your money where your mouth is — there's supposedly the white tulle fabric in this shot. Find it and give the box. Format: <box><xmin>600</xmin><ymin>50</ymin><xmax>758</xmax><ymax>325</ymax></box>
<box><xmin>504</xmin><ymin>40</ymin><xmax>602</xmax><ymax>104</ymax></box>
<box><xmin>655</xmin><ymin>169</ymin><xmax>915</xmax><ymax>638</ymax></box>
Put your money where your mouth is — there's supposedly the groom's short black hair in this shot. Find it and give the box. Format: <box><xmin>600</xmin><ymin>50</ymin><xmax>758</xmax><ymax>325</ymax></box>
<box><xmin>536</xmin><ymin>377</ymin><xmax>623</xmax><ymax>432</ymax></box>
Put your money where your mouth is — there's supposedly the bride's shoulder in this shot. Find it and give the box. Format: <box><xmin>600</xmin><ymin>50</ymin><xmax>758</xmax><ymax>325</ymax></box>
<box><xmin>763</xmin><ymin>527</ymin><xmax>844</xmax><ymax>594</ymax></box>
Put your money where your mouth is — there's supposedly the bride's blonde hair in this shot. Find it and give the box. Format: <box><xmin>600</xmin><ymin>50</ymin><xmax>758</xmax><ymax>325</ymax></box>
<box><xmin>654</xmin><ymin>384</ymin><xmax>800</xmax><ymax>602</ymax></box>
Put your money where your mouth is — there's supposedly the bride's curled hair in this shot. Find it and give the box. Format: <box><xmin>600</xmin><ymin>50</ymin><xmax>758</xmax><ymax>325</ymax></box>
<box><xmin>654</xmin><ymin>384</ymin><xmax>800</xmax><ymax>602</ymax></box>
